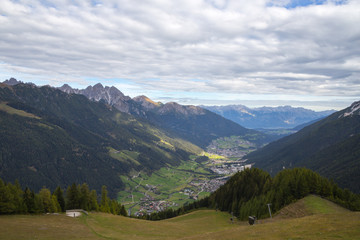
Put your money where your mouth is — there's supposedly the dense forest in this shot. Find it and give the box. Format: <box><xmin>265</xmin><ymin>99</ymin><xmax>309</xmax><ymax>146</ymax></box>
<box><xmin>143</xmin><ymin>168</ymin><xmax>360</xmax><ymax>221</ymax></box>
<box><xmin>0</xmin><ymin>178</ymin><xmax>127</xmax><ymax>216</ymax></box>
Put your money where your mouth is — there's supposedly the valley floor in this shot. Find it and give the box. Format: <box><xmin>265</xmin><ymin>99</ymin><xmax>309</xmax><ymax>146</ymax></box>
<box><xmin>118</xmin><ymin>154</ymin><xmax>247</xmax><ymax>216</ymax></box>
<box><xmin>1</xmin><ymin>196</ymin><xmax>359</xmax><ymax>240</ymax></box>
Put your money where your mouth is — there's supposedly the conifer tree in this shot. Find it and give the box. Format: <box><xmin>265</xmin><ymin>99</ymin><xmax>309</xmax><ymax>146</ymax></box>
<box><xmin>51</xmin><ymin>195</ymin><xmax>61</xmax><ymax>213</ymax></box>
<box><xmin>110</xmin><ymin>199</ymin><xmax>119</xmax><ymax>215</ymax></box>
<box><xmin>38</xmin><ymin>187</ymin><xmax>53</xmax><ymax>213</ymax></box>
<box><xmin>80</xmin><ymin>183</ymin><xmax>90</xmax><ymax>211</ymax></box>
<box><xmin>34</xmin><ymin>193</ymin><xmax>44</xmax><ymax>213</ymax></box>
<box><xmin>0</xmin><ymin>178</ymin><xmax>16</xmax><ymax>214</ymax></box>
<box><xmin>12</xmin><ymin>180</ymin><xmax>26</xmax><ymax>213</ymax></box>
<box><xmin>89</xmin><ymin>190</ymin><xmax>99</xmax><ymax>211</ymax></box>
<box><xmin>53</xmin><ymin>186</ymin><xmax>65</xmax><ymax>212</ymax></box>
<box><xmin>66</xmin><ymin>183</ymin><xmax>81</xmax><ymax>209</ymax></box>
<box><xmin>23</xmin><ymin>187</ymin><xmax>36</xmax><ymax>213</ymax></box>
<box><xmin>100</xmin><ymin>185</ymin><xmax>110</xmax><ymax>213</ymax></box>
<box><xmin>120</xmin><ymin>205</ymin><xmax>127</xmax><ymax>216</ymax></box>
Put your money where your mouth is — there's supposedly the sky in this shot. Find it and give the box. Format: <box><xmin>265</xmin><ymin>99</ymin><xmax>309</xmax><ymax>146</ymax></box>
<box><xmin>0</xmin><ymin>0</ymin><xmax>359</xmax><ymax>111</ymax></box>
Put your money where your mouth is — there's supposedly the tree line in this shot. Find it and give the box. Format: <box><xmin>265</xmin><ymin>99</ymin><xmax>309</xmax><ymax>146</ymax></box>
<box><xmin>0</xmin><ymin>178</ymin><xmax>127</xmax><ymax>216</ymax></box>
<box><xmin>142</xmin><ymin>168</ymin><xmax>360</xmax><ymax>221</ymax></box>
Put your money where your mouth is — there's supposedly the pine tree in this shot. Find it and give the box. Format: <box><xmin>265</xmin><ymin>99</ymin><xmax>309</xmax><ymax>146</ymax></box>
<box><xmin>34</xmin><ymin>193</ymin><xmax>44</xmax><ymax>213</ymax></box>
<box><xmin>51</xmin><ymin>195</ymin><xmax>61</xmax><ymax>213</ymax></box>
<box><xmin>0</xmin><ymin>178</ymin><xmax>16</xmax><ymax>214</ymax></box>
<box><xmin>38</xmin><ymin>187</ymin><xmax>53</xmax><ymax>213</ymax></box>
<box><xmin>53</xmin><ymin>186</ymin><xmax>65</xmax><ymax>212</ymax></box>
<box><xmin>120</xmin><ymin>205</ymin><xmax>127</xmax><ymax>216</ymax></box>
<box><xmin>80</xmin><ymin>183</ymin><xmax>90</xmax><ymax>211</ymax></box>
<box><xmin>100</xmin><ymin>185</ymin><xmax>110</xmax><ymax>213</ymax></box>
<box><xmin>66</xmin><ymin>183</ymin><xmax>81</xmax><ymax>210</ymax></box>
<box><xmin>89</xmin><ymin>190</ymin><xmax>99</xmax><ymax>211</ymax></box>
<box><xmin>110</xmin><ymin>199</ymin><xmax>119</xmax><ymax>215</ymax></box>
<box><xmin>12</xmin><ymin>180</ymin><xmax>26</xmax><ymax>213</ymax></box>
<box><xmin>23</xmin><ymin>187</ymin><xmax>36</xmax><ymax>213</ymax></box>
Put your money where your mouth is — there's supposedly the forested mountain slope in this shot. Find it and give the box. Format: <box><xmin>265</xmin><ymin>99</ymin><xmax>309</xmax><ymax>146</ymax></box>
<box><xmin>0</xmin><ymin>83</ymin><xmax>201</xmax><ymax>196</ymax></box>
<box><xmin>245</xmin><ymin>101</ymin><xmax>360</xmax><ymax>193</ymax></box>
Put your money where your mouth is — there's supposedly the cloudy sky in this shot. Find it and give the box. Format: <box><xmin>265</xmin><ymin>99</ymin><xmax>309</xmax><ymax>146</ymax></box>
<box><xmin>0</xmin><ymin>0</ymin><xmax>359</xmax><ymax>110</ymax></box>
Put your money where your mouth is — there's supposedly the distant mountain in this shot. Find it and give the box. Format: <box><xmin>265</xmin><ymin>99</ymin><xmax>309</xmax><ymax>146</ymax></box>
<box><xmin>245</xmin><ymin>101</ymin><xmax>360</xmax><ymax>193</ymax></box>
<box><xmin>3</xmin><ymin>77</ymin><xmax>21</xmax><ymax>85</ymax></box>
<box><xmin>201</xmin><ymin>105</ymin><xmax>335</xmax><ymax>129</ymax></box>
<box><xmin>2</xmin><ymin>77</ymin><xmax>35</xmax><ymax>86</ymax></box>
<box><xmin>0</xmin><ymin>82</ymin><xmax>202</xmax><ymax>196</ymax></box>
<box><xmin>59</xmin><ymin>84</ymin><xmax>272</xmax><ymax>148</ymax></box>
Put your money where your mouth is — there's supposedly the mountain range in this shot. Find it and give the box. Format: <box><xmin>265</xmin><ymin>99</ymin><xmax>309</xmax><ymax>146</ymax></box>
<box><xmin>2</xmin><ymin>78</ymin><xmax>359</xmax><ymax>195</ymax></box>
<box><xmin>202</xmin><ymin>105</ymin><xmax>335</xmax><ymax>129</ymax></box>
<box><xmin>0</xmin><ymin>79</ymin><xmax>270</xmax><ymax>195</ymax></box>
<box><xmin>245</xmin><ymin>101</ymin><xmax>360</xmax><ymax>193</ymax></box>
<box><xmin>59</xmin><ymin>81</ymin><xmax>335</xmax><ymax>132</ymax></box>
<box><xmin>58</xmin><ymin>82</ymin><xmax>271</xmax><ymax>148</ymax></box>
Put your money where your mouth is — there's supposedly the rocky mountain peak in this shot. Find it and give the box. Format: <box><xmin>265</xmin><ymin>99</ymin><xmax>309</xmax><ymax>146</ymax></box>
<box><xmin>93</xmin><ymin>83</ymin><xmax>104</xmax><ymax>89</ymax></box>
<box><xmin>3</xmin><ymin>78</ymin><xmax>22</xmax><ymax>86</ymax></box>
<box><xmin>59</xmin><ymin>84</ymin><xmax>77</xmax><ymax>94</ymax></box>
<box><xmin>159</xmin><ymin>102</ymin><xmax>205</xmax><ymax>116</ymax></box>
<box><xmin>108</xmin><ymin>86</ymin><xmax>126</xmax><ymax>99</ymax></box>
<box><xmin>58</xmin><ymin>83</ymin><xmax>135</xmax><ymax>114</ymax></box>
<box><xmin>340</xmin><ymin>101</ymin><xmax>360</xmax><ymax>118</ymax></box>
<box><xmin>133</xmin><ymin>95</ymin><xmax>161</xmax><ymax>110</ymax></box>
<box><xmin>2</xmin><ymin>78</ymin><xmax>36</xmax><ymax>87</ymax></box>
<box><xmin>76</xmin><ymin>83</ymin><xmax>127</xmax><ymax>103</ymax></box>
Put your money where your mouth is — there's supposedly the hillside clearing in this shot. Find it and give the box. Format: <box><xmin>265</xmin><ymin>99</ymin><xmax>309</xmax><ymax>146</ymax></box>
<box><xmin>0</xmin><ymin>102</ymin><xmax>40</xmax><ymax>119</ymax></box>
<box><xmin>274</xmin><ymin>194</ymin><xmax>349</xmax><ymax>219</ymax></box>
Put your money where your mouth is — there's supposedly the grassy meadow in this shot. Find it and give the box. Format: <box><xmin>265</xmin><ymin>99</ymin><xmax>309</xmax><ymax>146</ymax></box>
<box><xmin>1</xmin><ymin>195</ymin><xmax>359</xmax><ymax>239</ymax></box>
<box><xmin>0</xmin><ymin>102</ymin><xmax>40</xmax><ymax>119</ymax></box>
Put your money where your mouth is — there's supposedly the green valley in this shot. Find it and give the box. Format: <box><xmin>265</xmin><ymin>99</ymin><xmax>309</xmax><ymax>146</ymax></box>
<box><xmin>118</xmin><ymin>153</ymin><xmax>250</xmax><ymax>216</ymax></box>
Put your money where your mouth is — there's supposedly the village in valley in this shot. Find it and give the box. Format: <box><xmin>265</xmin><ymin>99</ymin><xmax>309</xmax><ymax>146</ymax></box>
<box><xmin>206</xmin><ymin>136</ymin><xmax>257</xmax><ymax>158</ymax></box>
<box><xmin>119</xmin><ymin>136</ymin><xmax>254</xmax><ymax>217</ymax></box>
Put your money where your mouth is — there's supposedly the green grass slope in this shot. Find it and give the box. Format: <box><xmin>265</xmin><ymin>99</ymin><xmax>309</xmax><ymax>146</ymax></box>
<box><xmin>274</xmin><ymin>194</ymin><xmax>349</xmax><ymax>219</ymax></box>
<box><xmin>1</xmin><ymin>195</ymin><xmax>359</xmax><ymax>240</ymax></box>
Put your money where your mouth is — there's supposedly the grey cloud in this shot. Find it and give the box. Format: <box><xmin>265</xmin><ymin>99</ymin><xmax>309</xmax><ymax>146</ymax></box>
<box><xmin>0</xmin><ymin>0</ymin><xmax>359</xmax><ymax>100</ymax></box>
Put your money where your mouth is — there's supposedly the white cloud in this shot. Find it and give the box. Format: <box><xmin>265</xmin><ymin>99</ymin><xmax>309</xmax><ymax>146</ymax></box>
<box><xmin>0</xmin><ymin>0</ymin><xmax>359</xmax><ymax>109</ymax></box>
